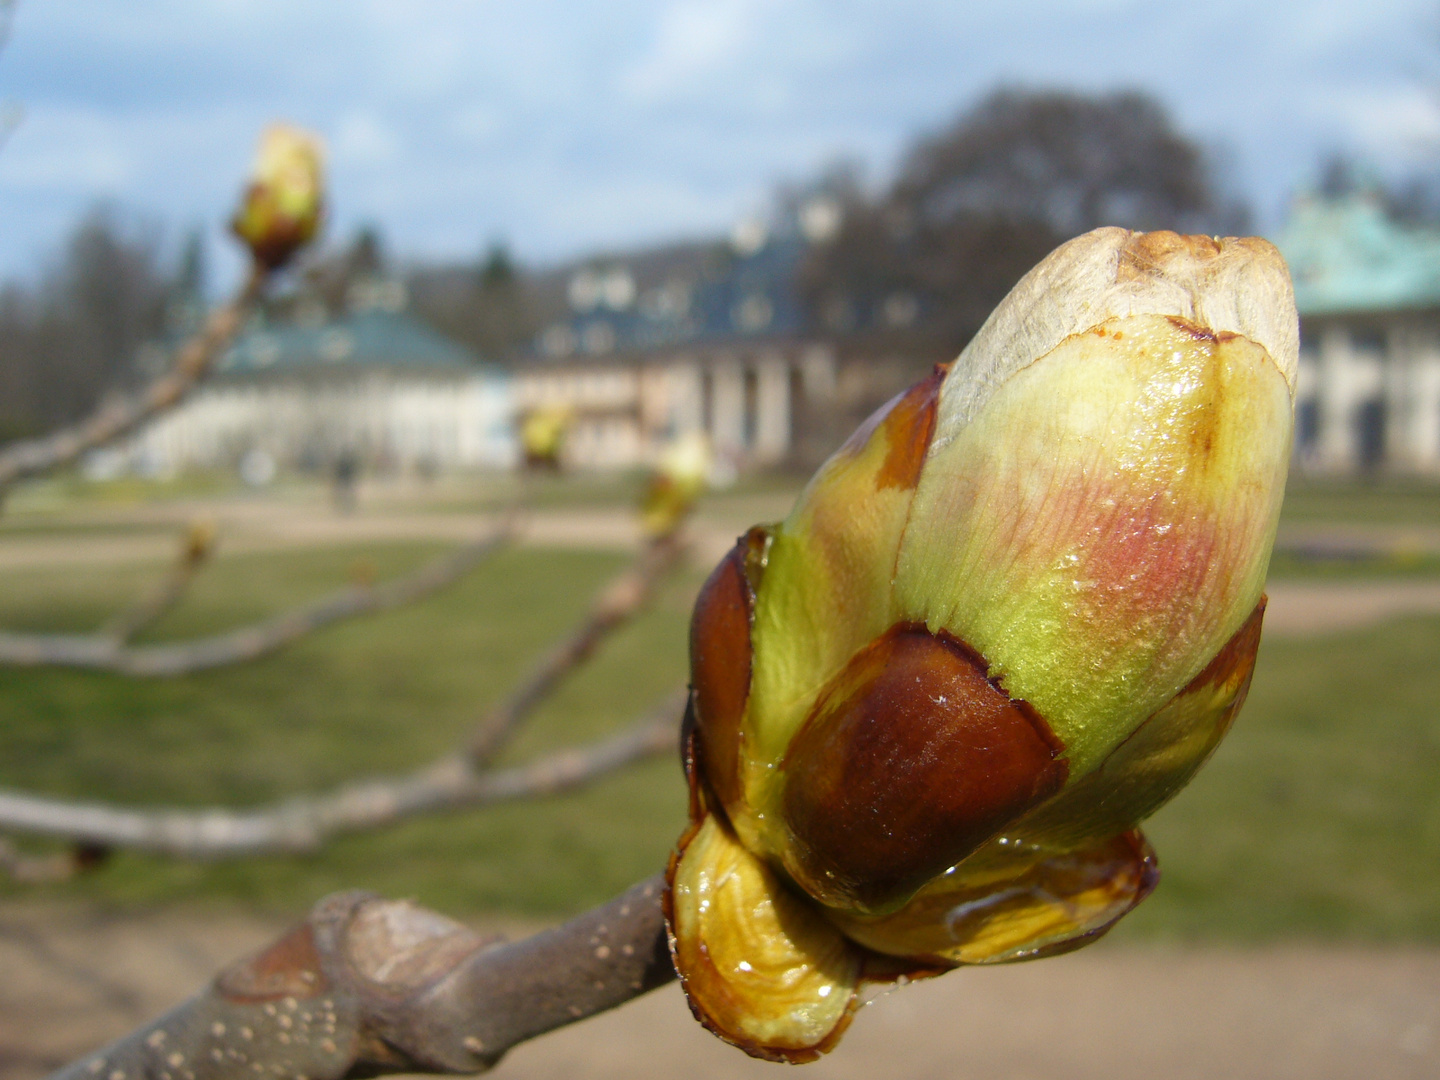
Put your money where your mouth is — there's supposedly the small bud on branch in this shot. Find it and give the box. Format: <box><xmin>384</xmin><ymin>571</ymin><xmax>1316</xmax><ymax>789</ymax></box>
<box><xmin>231</xmin><ymin>125</ymin><xmax>325</xmax><ymax>270</ymax></box>
<box><xmin>640</xmin><ymin>432</ymin><xmax>713</xmax><ymax>539</ymax></box>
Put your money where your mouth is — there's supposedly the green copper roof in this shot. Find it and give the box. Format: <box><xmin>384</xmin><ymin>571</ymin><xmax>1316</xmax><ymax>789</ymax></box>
<box><xmin>1274</xmin><ymin>195</ymin><xmax>1440</xmax><ymax>317</ymax></box>
<box><xmin>219</xmin><ymin>309</ymin><xmax>490</xmax><ymax>376</ymax></box>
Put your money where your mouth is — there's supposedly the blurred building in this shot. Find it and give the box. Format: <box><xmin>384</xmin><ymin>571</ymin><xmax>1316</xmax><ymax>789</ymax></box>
<box><xmin>1276</xmin><ymin>195</ymin><xmax>1440</xmax><ymax>475</ymax></box>
<box><xmin>116</xmin><ymin>288</ymin><xmax>514</xmax><ymax>479</ymax></box>
<box><xmin>516</xmin><ymin>208</ymin><xmax>840</xmax><ymax>472</ymax></box>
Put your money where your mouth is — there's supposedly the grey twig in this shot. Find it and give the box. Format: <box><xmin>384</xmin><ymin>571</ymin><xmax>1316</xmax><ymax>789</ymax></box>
<box><xmin>0</xmin><ymin>264</ymin><xmax>267</xmax><ymax>491</ymax></box>
<box><xmin>46</xmin><ymin>873</ymin><xmax>676</xmax><ymax>1080</ymax></box>
<box><xmin>467</xmin><ymin>533</ymin><xmax>686</xmax><ymax>765</ymax></box>
<box><xmin>0</xmin><ymin>692</ymin><xmax>683</xmax><ymax>859</ymax></box>
<box><xmin>100</xmin><ymin>522</ymin><xmax>218</xmax><ymax>644</ymax></box>
<box><xmin>0</xmin><ymin>524</ymin><xmax>512</xmax><ymax>676</ymax></box>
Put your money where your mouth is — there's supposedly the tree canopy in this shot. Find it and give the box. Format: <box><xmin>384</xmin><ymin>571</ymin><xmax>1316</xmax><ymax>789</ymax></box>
<box><xmin>800</xmin><ymin>87</ymin><xmax>1247</xmax><ymax>357</ymax></box>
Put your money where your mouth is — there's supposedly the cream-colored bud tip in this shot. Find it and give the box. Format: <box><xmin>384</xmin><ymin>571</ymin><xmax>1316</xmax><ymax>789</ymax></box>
<box><xmin>939</xmin><ymin>228</ymin><xmax>1299</xmax><ymax>444</ymax></box>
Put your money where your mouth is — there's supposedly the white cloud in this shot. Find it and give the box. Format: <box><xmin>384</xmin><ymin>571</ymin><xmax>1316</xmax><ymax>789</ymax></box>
<box><xmin>0</xmin><ymin>0</ymin><xmax>1438</xmax><ymax>279</ymax></box>
<box><xmin>1331</xmin><ymin>86</ymin><xmax>1440</xmax><ymax>162</ymax></box>
<box><xmin>331</xmin><ymin>111</ymin><xmax>402</xmax><ymax>167</ymax></box>
<box><xmin>620</xmin><ymin>0</ymin><xmax>764</xmax><ymax>100</ymax></box>
<box><xmin>0</xmin><ymin>107</ymin><xmax>136</xmax><ymax>190</ymax></box>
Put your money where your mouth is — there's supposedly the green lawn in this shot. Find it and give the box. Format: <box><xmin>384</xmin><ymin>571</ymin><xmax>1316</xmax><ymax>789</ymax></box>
<box><xmin>1124</xmin><ymin>613</ymin><xmax>1440</xmax><ymax>942</ymax></box>
<box><xmin>1280</xmin><ymin>476</ymin><xmax>1440</xmax><ymax>525</ymax></box>
<box><xmin>1265</xmin><ymin>548</ymin><xmax>1440</xmax><ymax>580</ymax></box>
<box><xmin>0</xmin><ymin>528</ymin><xmax>1436</xmax><ymax>945</ymax></box>
<box><xmin>0</xmin><ymin>542</ymin><xmax>696</xmax><ymax>915</ymax></box>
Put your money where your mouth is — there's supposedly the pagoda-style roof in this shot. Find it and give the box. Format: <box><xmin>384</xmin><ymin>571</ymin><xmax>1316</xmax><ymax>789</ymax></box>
<box><xmin>219</xmin><ymin>308</ymin><xmax>493</xmax><ymax>377</ymax></box>
<box><xmin>1274</xmin><ymin>195</ymin><xmax>1440</xmax><ymax>318</ymax></box>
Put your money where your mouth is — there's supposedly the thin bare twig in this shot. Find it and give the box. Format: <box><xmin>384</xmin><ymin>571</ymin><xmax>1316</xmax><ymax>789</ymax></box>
<box><xmin>0</xmin><ymin>691</ymin><xmax>683</xmax><ymax>860</ymax></box>
<box><xmin>100</xmin><ymin>522</ymin><xmax>218</xmax><ymax>643</ymax></box>
<box><xmin>0</xmin><ymin>523</ymin><xmax>513</xmax><ymax>676</ymax></box>
<box><xmin>0</xmin><ymin>513</ymin><xmax>679</xmax><ymax>865</ymax></box>
<box><xmin>47</xmin><ymin>873</ymin><xmax>676</xmax><ymax>1080</ymax></box>
<box><xmin>0</xmin><ymin>263</ymin><xmax>267</xmax><ymax>492</ymax></box>
<box><xmin>467</xmin><ymin>532</ymin><xmax>687</xmax><ymax>765</ymax></box>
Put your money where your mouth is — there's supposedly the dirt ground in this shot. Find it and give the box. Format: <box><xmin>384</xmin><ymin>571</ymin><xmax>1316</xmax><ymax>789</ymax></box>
<box><xmin>1</xmin><ymin>904</ymin><xmax>1436</xmax><ymax>1080</ymax></box>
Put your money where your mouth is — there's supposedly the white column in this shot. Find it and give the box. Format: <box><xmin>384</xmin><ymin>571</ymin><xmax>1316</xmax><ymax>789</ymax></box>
<box><xmin>1294</xmin><ymin>347</ymin><xmax>1321</xmax><ymax>470</ymax></box>
<box><xmin>752</xmin><ymin>353</ymin><xmax>791</xmax><ymax>462</ymax></box>
<box><xmin>1317</xmin><ymin>324</ymin><xmax>1358</xmax><ymax>472</ymax></box>
<box><xmin>709</xmin><ymin>358</ymin><xmax>746</xmax><ymax>457</ymax></box>
<box><xmin>800</xmin><ymin>345</ymin><xmax>837</xmax><ymax>401</ymax></box>
<box><xmin>670</xmin><ymin>359</ymin><xmax>704</xmax><ymax>437</ymax></box>
<box><xmin>1385</xmin><ymin>324</ymin><xmax>1416</xmax><ymax>469</ymax></box>
<box><xmin>1413</xmin><ymin>347</ymin><xmax>1440</xmax><ymax>473</ymax></box>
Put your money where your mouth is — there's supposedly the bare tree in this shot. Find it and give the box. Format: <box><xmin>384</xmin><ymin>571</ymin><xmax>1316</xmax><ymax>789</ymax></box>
<box><xmin>407</xmin><ymin>239</ymin><xmax>544</xmax><ymax>362</ymax></box>
<box><xmin>894</xmin><ymin>88</ymin><xmax>1232</xmax><ymax>238</ymax></box>
<box><xmin>799</xmin><ymin>87</ymin><xmax>1249</xmax><ymax>357</ymax></box>
<box><xmin>0</xmin><ymin>259</ymin><xmax>265</xmax><ymax>493</ymax></box>
<box><xmin>0</xmin><ymin>210</ymin><xmax>192</xmax><ymax>449</ymax></box>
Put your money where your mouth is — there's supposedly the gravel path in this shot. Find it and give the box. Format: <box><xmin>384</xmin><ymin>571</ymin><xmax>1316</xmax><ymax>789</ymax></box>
<box><xmin>4</xmin><ymin>507</ymin><xmax>1440</xmax><ymax>637</ymax></box>
<box><xmin>1264</xmin><ymin>579</ymin><xmax>1440</xmax><ymax>635</ymax></box>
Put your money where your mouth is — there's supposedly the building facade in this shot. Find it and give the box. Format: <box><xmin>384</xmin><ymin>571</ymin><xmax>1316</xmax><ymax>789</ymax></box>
<box><xmin>514</xmin><ymin>344</ymin><xmax>836</xmax><ymax>472</ymax></box>
<box><xmin>1276</xmin><ymin>196</ymin><xmax>1440</xmax><ymax>475</ymax></box>
<box><xmin>117</xmin><ymin>303</ymin><xmax>515</xmax><ymax>478</ymax></box>
<box><xmin>515</xmin><ymin>209</ymin><xmax>841</xmax><ymax>472</ymax></box>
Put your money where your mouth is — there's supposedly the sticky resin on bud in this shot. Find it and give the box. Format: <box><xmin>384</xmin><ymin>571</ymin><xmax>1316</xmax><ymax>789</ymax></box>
<box><xmin>666</xmin><ymin>814</ymin><xmax>863</xmax><ymax>1062</ymax></box>
<box><xmin>778</xmin><ymin>623</ymin><xmax>1067</xmax><ymax>914</ymax></box>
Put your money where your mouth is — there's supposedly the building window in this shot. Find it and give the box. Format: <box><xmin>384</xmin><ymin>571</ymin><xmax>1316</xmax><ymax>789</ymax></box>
<box><xmin>1351</xmin><ymin>328</ymin><xmax>1386</xmax><ymax>355</ymax></box>
<box><xmin>1355</xmin><ymin>398</ymin><xmax>1386</xmax><ymax>472</ymax></box>
<box><xmin>743</xmin><ymin>367</ymin><xmax>759</xmax><ymax>449</ymax></box>
<box><xmin>1296</xmin><ymin>399</ymin><xmax>1320</xmax><ymax>453</ymax></box>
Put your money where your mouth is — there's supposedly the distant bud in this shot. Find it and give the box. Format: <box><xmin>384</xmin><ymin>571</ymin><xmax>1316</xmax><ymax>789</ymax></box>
<box><xmin>181</xmin><ymin>519</ymin><xmax>217</xmax><ymax>565</ymax></box>
<box><xmin>640</xmin><ymin>431</ymin><xmax>711</xmax><ymax>539</ymax></box>
<box><xmin>231</xmin><ymin>124</ymin><xmax>325</xmax><ymax>269</ymax></box>
<box><xmin>519</xmin><ymin>405</ymin><xmax>571</xmax><ymax>471</ymax></box>
<box><xmin>667</xmin><ymin>229</ymin><xmax>1298</xmax><ymax>1061</ymax></box>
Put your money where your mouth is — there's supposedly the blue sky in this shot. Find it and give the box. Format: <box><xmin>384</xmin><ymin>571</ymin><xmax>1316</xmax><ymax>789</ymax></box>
<box><xmin>0</xmin><ymin>0</ymin><xmax>1436</xmax><ymax>287</ymax></box>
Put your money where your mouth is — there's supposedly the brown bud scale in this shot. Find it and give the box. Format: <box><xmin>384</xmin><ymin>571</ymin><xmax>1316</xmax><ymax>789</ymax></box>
<box><xmin>217</xmin><ymin>922</ymin><xmax>328</xmax><ymax>1003</ymax></box>
<box><xmin>875</xmin><ymin>365</ymin><xmax>944</xmax><ymax>491</ymax></box>
<box><xmin>687</xmin><ymin>527</ymin><xmax>767</xmax><ymax>813</ymax></box>
<box><xmin>780</xmin><ymin>624</ymin><xmax>1068</xmax><ymax>913</ymax></box>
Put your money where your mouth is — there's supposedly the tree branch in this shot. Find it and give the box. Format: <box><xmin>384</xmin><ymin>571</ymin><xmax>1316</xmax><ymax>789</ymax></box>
<box><xmin>0</xmin><ymin>690</ymin><xmax>683</xmax><ymax>860</ymax></box>
<box><xmin>47</xmin><ymin>874</ymin><xmax>676</xmax><ymax>1080</ymax></box>
<box><xmin>466</xmin><ymin>532</ymin><xmax>686</xmax><ymax>765</ymax></box>
<box><xmin>99</xmin><ymin>522</ymin><xmax>218</xmax><ymax>644</ymax></box>
<box><xmin>0</xmin><ymin>263</ymin><xmax>267</xmax><ymax>491</ymax></box>
<box><xmin>0</xmin><ymin>523</ymin><xmax>513</xmax><ymax>676</ymax></box>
